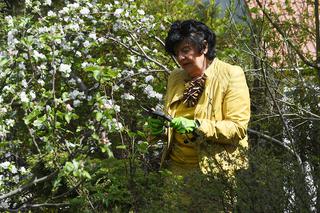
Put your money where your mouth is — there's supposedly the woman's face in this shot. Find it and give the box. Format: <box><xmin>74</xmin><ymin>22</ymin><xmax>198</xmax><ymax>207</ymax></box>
<box><xmin>174</xmin><ymin>39</ymin><xmax>208</xmax><ymax>78</ymax></box>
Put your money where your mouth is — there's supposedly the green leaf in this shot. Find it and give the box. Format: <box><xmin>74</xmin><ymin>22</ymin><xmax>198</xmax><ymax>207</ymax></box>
<box><xmin>23</xmin><ymin>109</ymin><xmax>41</xmax><ymax>125</ymax></box>
<box><xmin>96</xmin><ymin>112</ymin><xmax>103</xmax><ymax>121</ymax></box>
<box><xmin>137</xmin><ymin>141</ymin><xmax>149</xmax><ymax>153</ymax></box>
<box><xmin>0</xmin><ymin>57</ymin><xmax>9</xmax><ymax>67</ymax></box>
<box><xmin>65</xmin><ymin>113</ymin><xmax>72</xmax><ymax>124</ymax></box>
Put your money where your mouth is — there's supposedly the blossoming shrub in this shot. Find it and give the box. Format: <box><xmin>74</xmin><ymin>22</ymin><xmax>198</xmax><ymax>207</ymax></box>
<box><xmin>0</xmin><ymin>0</ymin><xmax>175</xmax><ymax>210</ymax></box>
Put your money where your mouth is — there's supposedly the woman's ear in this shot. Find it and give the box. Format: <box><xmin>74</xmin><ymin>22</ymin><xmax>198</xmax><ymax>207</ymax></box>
<box><xmin>203</xmin><ymin>40</ymin><xmax>208</xmax><ymax>54</ymax></box>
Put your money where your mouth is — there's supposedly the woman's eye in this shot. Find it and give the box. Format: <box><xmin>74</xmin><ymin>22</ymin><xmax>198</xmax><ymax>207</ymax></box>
<box><xmin>182</xmin><ymin>47</ymin><xmax>190</xmax><ymax>53</ymax></box>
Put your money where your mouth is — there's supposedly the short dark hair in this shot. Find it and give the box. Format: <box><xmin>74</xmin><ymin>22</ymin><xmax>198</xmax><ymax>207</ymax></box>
<box><xmin>164</xmin><ymin>19</ymin><xmax>216</xmax><ymax>60</ymax></box>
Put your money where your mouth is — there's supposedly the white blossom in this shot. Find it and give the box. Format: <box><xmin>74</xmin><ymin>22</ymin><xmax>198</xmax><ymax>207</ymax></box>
<box><xmin>80</xmin><ymin>7</ymin><xmax>90</xmax><ymax>15</ymax></box>
<box><xmin>112</xmin><ymin>118</ymin><xmax>123</xmax><ymax>130</ymax></box>
<box><xmin>145</xmin><ymin>75</ymin><xmax>154</xmax><ymax>83</ymax></box>
<box><xmin>81</xmin><ymin>62</ymin><xmax>89</xmax><ymax>68</ymax></box>
<box><xmin>98</xmin><ymin>37</ymin><xmax>106</xmax><ymax>43</ymax></box>
<box><xmin>73</xmin><ymin>100</ymin><xmax>81</xmax><ymax>107</ymax></box>
<box><xmin>29</xmin><ymin>90</ymin><xmax>36</xmax><ymax>100</ymax></box>
<box><xmin>114</xmin><ymin>105</ymin><xmax>120</xmax><ymax>112</ymax></box>
<box><xmin>20</xmin><ymin>91</ymin><xmax>29</xmax><ymax>103</ymax></box>
<box><xmin>89</xmin><ymin>33</ymin><xmax>97</xmax><ymax>40</ymax></box>
<box><xmin>37</xmin><ymin>79</ymin><xmax>45</xmax><ymax>86</ymax></box>
<box><xmin>25</xmin><ymin>0</ymin><xmax>32</xmax><ymax>7</ymax></box>
<box><xmin>144</xmin><ymin>85</ymin><xmax>163</xmax><ymax>100</ymax></box>
<box><xmin>19</xmin><ymin>166</ymin><xmax>27</xmax><ymax>174</ymax></box>
<box><xmin>76</xmin><ymin>51</ymin><xmax>82</xmax><ymax>57</ymax></box>
<box><xmin>5</xmin><ymin>119</ymin><xmax>14</xmax><ymax>127</ymax></box>
<box><xmin>66</xmin><ymin>104</ymin><xmax>73</xmax><ymax>111</ymax></box>
<box><xmin>138</xmin><ymin>68</ymin><xmax>147</xmax><ymax>73</ymax></box>
<box><xmin>0</xmin><ymin>108</ymin><xmax>7</xmax><ymax>114</ymax></box>
<box><xmin>22</xmin><ymin>53</ymin><xmax>28</xmax><ymax>59</ymax></box>
<box><xmin>59</xmin><ymin>7</ymin><xmax>70</xmax><ymax>14</ymax></box>
<box><xmin>69</xmin><ymin>90</ymin><xmax>80</xmax><ymax>99</ymax></box>
<box><xmin>59</xmin><ymin>63</ymin><xmax>72</xmax><ymax>76</ymax></box>
<box><xmin>121</xmin><ymin>93</ymin><xmax>135</xmax><ymax>100</ymax></box>
<box><xmin>10</xmin><ymin>165</ymin><xmax>18</xmax><ymax>174</ymax></box>
<box><xmin>46</xmin><ymin>105</ymin><xmax>51</xmax><ymax>111</ymax></box>
<box><xmin>68</xmin><ymin>23</ymin><xmax>80</xmax><ymax>31</ymax></box>
<box><xmin>5</xmin><ymin>16</ymin><xmax>14</xmax><ymax>27</ymax></box>
<box><xmin>21</xmin><ymin>79</ymin><xmax>28</xmax><ymax>88</ymax></box>
<box><xmin>33</xmin><ymin>50</ymin><xmax>46</xmax><ymax>60</ymax></box>
<box><xmin>114</xmin><ymin>8</ymin><xmax>124</xmax><ymax>18</ymax></box>
<box><xmin>47</xmin><ymin>10</ymin><xmax>55</xmax><ymax>17</ymax></box>
<box><xmin>44</xmin><ymin>0</ymin><xmax>52</xmax><ymax>6</ymax></box>
<box><xmin>112</xmin><ymin>84</ymin><xmax>120</xmax><ymax>91</ymax></box>
<box><xmin>0</xmin><ymin>161</ymin><xmax>10</xmax><ymax>169</ymax></box>
<box><xmin>19</xmin><ymin>62</ymin><xmax>26</xmax><ymax>70</ymax></box>
<box><xmin>69</xmin><ymin>3</ymin><xmax>80</xmax><ymax>9</ymax></box>
<box><xmin>83</xmin><ymin>40</ymin><xmax>90</xmax><ymax>48</ymax></box>
<box><xmin>137</xmin><ymin>9</ymin><xmax>145</xmax><ymax>15</ymax></box>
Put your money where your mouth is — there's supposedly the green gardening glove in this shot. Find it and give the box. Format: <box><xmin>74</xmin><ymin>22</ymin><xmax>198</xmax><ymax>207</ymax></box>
<box><xmin>146</xmin><ymin>117</ymin><xmax>165</xmax><ymax>136</ymax></box>
<box><xmin>170</xmin><ymin>117</ymin><xmax>199</xmax><ymax>134</ymax></box>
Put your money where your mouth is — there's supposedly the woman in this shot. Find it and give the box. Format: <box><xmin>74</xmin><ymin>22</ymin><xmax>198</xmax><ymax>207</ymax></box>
<box><xmin>150</xmin><ymin>19</ymin><xmax>250</xmax><ymax>177</ymax></box>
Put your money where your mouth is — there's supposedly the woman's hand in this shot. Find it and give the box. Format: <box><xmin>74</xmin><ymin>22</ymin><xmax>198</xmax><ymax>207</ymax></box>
<box><xmin>170</xmin><ymin>117</ymin><xmax>199</xmax><ymax>134</ymax></box>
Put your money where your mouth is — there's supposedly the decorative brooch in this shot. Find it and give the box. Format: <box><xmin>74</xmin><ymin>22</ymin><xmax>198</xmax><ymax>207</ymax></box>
<box><xmin>182</xmin><ymin>74</ymin><xmax>207</xmax><ymax>107</ymax></box>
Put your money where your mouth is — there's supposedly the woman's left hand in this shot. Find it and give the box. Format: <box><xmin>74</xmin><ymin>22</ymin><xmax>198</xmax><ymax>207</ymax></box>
<box><xmin>170</xmin><ymin>117</ymin><xmax>199</xmax><ymax>134</ymax></box>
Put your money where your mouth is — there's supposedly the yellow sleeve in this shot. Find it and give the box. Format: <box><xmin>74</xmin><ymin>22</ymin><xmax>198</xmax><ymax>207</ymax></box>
<box><xmin>196</xmin><ymin>67</ymin><xmax>250</xmax><ymax>145</ymax></box>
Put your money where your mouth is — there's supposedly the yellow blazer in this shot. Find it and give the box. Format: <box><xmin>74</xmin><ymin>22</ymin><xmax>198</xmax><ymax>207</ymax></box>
<box><xmin>162</xmin><ymin>58</ymin><xmax>250</xmax><ymax>176</ymax></box>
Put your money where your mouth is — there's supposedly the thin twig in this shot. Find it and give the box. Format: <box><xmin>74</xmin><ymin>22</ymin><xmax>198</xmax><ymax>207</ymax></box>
<box><xmin>27</xmin><ymin>126</ymin><xmax>41</xmax><ymax>154</ymax></box>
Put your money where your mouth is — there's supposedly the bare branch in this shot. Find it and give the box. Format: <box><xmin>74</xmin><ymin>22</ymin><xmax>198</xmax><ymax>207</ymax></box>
<box><xmin>0</xmin><ymin>171</ymin><xmax>58</xmax><ymax>200</ymax></box>
<box><xmin>260</xmin><ymin>63</ymin><xmax>296</xmax><ymax>150</ymax></box>
<box><xmin>276</xmin><ymin>99</ymin><xmax>320</xmax><ymax>119</ymax></box>
<box><xmin>248</xmin><ymin>128</ymin><xmax>303</xmax><ymax>167</ymax></box>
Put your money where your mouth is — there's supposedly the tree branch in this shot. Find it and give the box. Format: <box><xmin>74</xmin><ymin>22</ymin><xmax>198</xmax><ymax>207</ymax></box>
<box><xmin>0</xmin><ymin>171</ymin><xmax>58</xmax><ymax>200</ymax></box>
<box><xmin>154</xmin><ymin>35</ymin><xmax>180</xmax><ymax>68</ymax></box>
<box><xmin>255</xmin><ymin>0</ymin><xmax>317</xmax><ymax>69</ymax></box>
<box><xmin>0</xmin><ymin>202</ymin><xmax>69</xmax><ymax>212</ymax></box>
<box><xmin>248</xmin><ymin>128</ymin><xmax>303</xmax><ymax>167</ymax></box>
<box><xmin>129</xmin><ymin>33</ymin><xmax>170</xmax><ymax>74</ymax></box>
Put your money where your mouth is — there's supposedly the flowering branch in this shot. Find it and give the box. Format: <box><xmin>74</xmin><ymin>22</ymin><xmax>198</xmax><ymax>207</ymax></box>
<box><xmin>129</xmin><ymin>33</ymin><xmax>170</xmax><ymax>74</ymax></box>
